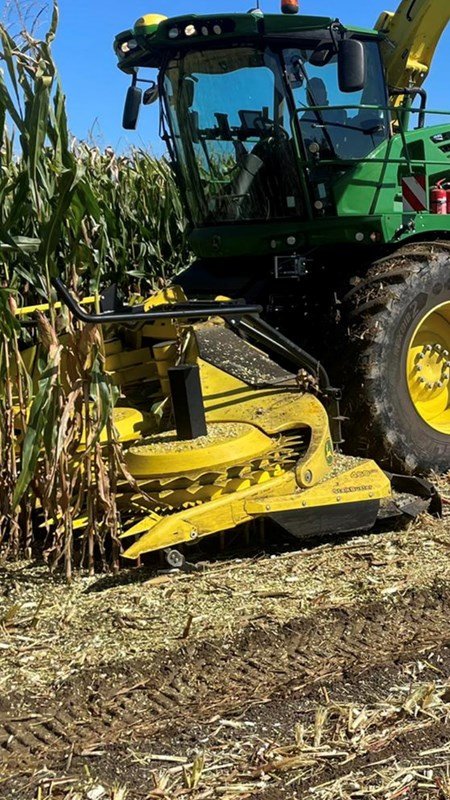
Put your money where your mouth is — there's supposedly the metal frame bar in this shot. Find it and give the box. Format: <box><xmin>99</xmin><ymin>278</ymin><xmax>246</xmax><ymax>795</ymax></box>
<box><xmin>296</xmin><ymin>103</ymin><xmax>450</xmax><ymax>170</ymax></box>
<box><xmin>51</xmin><ymin>278</ymin><xmax>262</xmax><ymax>322</ymax></box>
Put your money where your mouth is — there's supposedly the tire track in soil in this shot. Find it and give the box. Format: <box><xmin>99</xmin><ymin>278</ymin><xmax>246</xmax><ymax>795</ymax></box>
<box><xmin>1</xmin><ymin>585</ymin><xmax>449</xmax><ymax>777</ymax></box>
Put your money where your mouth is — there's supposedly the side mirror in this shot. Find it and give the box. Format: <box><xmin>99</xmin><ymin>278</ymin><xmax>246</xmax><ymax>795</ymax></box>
<box><xmin>338</xmin><ymin>39</ymin><xmax>366</xmax><ymax>93</ymax></box>
<box><xmin>181</xmin><ymin>77</ymin><xmax>195</xmax><ymax>109</ymax></box>
<box><xmin>123</xmin><ymin>85</ymin><xmax>142</xmax><ymax>130</ymax></box>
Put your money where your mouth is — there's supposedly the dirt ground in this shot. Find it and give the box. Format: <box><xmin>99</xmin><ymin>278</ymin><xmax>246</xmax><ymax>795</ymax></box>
<box><xmin>2</xmin><ymin>496</ymin><xmax>450</xmax><ymax>800</ymax></box>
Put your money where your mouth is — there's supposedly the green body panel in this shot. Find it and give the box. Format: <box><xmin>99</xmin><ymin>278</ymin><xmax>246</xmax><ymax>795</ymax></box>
<box><xmin>188</xmin><ymin>122</ymin><xmax>450</xmax><ymax>259</ymax></box>
<box><xmin>188</xmin><ymin>216</ymin><xmax>385</xmax><ymax>257</ymax></box>
<box><xmin>334</xmin><ymin>124</ymin><xmax>450</xmax><ymax>217</ymax></box>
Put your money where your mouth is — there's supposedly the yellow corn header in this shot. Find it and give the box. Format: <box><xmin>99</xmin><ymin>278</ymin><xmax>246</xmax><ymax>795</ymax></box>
<box><xmin>15</xmin><ymin>279</ymin><xmax>437</xmax><ymax>569</ymax></box>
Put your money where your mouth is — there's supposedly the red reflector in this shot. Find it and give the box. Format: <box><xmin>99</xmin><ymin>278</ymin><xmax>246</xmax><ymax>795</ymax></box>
<box><xmin>281</xmin><ymin>0</ymin><xmax>299</xmax><ymax>13</ymax></box>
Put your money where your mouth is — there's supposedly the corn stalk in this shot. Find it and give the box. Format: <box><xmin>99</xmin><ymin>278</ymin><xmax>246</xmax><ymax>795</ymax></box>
<box><xmin>0</xmin><ymin>2</ymin><xmax>190</xmax><ymax>573</ymax></box>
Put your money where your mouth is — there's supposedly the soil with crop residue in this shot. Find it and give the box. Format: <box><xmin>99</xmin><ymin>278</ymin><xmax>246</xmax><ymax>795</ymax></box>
<box><xmin>1</xmin><ymin>581</ymin><xmax>450</xmax><ymax>799</ymax></box>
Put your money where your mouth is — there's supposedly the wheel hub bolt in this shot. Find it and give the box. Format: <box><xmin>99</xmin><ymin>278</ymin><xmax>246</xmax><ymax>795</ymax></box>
<box><xmin>418</xmin><ymin>377</ymin><xmax>426</xmax><ymax>384</ymax></box>
<box><xmin>416</xmin><ymin>365</ymin><xmax>423</xmax><ymax>372</ymax></box>
<box><xmin>434</xmin><ymin>344</ymin><xmax>442</xmax><ymax>353</ymax></box>
<box><xmin>435</xmin><ymin>381</ymin><xmax>444</xmax><ymax>389</ymax></box>
<box><xmin>424</xmin><ymin>345</ymin><xmax>433</xmax><ymax>352</ymax></box>
<box><xmin>426</xmin><ymin>382</ymin><xmax>434</xmax><ymax>389</ymax></box>
<box><xmin>416</xmin><ymin>352</ymin><xmax>425</xmax><ymax>361</ymax></box>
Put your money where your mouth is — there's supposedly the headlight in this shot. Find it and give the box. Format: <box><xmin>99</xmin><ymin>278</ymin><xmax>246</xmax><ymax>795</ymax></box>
<box><xmin>168</xmin><ymin>27</ymin><xmax>180</xmax><ymax>39</ymax></box>
<box><xmin>120</xmin><ymin>39</ymin><xmax>138</xmax><ymax>53</ymax></box>
<box><xmin>185</xmin><ymin>24</ymin><xmax>197</xmax><ymax>36</ymax></box>
<box><xmin>212</xmin><ymin>24</ymin><xmax>222</xmax><ymax>35</ymax></box>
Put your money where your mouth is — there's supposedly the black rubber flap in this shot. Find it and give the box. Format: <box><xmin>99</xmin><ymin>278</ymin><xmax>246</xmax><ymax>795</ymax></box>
<box><xmin>270</xmin><ymin>500</ymin><xmax>380</xmax><ymax>539</ymax></box>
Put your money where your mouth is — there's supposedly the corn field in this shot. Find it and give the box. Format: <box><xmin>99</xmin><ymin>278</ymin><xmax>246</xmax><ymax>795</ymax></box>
<box><xmin>0</xmin><ymin>3</ymin><xmax>190</xmax><ymax>576</ymax></box>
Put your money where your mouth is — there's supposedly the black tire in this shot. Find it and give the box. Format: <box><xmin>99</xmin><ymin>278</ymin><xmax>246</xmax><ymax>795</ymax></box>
<box><xmin>341</xmin><ymin>242</ymin><xmax>450</xmax><ymax>473</ymax></box>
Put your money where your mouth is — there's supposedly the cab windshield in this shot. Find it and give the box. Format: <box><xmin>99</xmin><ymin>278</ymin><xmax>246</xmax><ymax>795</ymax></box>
<box><xmin>162</xmin><ymin>37</ymin><xmax>388</xmax><ymax>225</ymax></box>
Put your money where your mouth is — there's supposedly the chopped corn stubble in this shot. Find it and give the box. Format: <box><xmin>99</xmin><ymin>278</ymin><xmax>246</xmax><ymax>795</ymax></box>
<box><xmin>128</xmin><ymin>423</ymin><xmax>253</xmax><ymax>455</ymax></box>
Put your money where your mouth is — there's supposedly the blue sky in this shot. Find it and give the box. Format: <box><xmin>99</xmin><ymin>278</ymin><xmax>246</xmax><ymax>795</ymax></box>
<box><xmin>49</xmin><ymin>0</ymin><xmax>450</xmax><ymax>154</ymax></box>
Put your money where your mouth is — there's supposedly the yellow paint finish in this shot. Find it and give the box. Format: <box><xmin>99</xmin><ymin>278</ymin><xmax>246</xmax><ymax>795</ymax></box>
<box><xmin>74</xmin><ymin>407</ymin><xmax>150</xmax><ymax>447</ymax></box>
<box><xmin>376</xmin><ymin>1</ymin><xmax>450</xmax><ymax>90</ymax></box>
<box><xmin>134</xmin><ymin>13</ymin><xmax>167</xmax><ymax>32</ymax></box>
<box><xmin>109</xmin><ymin>407</ymin><xmax>150</xmax><ymax>443</ymax></box>
<box><xmin>122</xmin><ymin>471</ymin><xmax>295</xmax><ymax>558</ymax></box>
<box><xmin>104</xmin><ymin>339</ymin><xmax>123</xmax><ymax>356</ymax></box>
<box><xmin>407</xmin><ymin>301</ymin><xmax>450</xmax><ymax>433</ymax></box>
<box><xmin>246</xmin><ymin>460</ymin><xmax>391</xmax><ymax>514</ymax></box>
<box><xmin>14</xmin><ymin>296</ymin><xmax>96</xmax><ymax>317</ymax></box>
<box><xmin>107</xmin><ymin>361</ymin><xmax>159</xmax><ymax>387</ymax></box>
<box><xmin>125</xmin><ymin>422</ymin><xmax>275</xmax><ymax>479</ymax></box>
<box><xmin>148</xmin><ymin>468</ymin><xmax>278</xmax><ymax>511</ymax></box>
<box><xmin>105</xmin><ymin>346</ymin><xmax>153</xmax><ymax>372</ymax></box>
<box><xmin>121</xmin><ymin>459</ymin><xmax>391</xmax><ymax>559</ymax></box>
<box><xmin>141</xmin><ymin>320</ymin><xmax>179</xmax><ymax>341</ymax></box>
<box><xmin>140</xmin><ymin>285</ymin><xmax>187</xmax><ymax>340</ymax></box>
<box><xmin>143</xmin><ymin>286</ymin><xmax>187</xmax><ymax>310</ymax></box>
<box><xmin>198</xmin><ymin>358</ymin><xmax>332</xmax><ymax>487</ymax></box>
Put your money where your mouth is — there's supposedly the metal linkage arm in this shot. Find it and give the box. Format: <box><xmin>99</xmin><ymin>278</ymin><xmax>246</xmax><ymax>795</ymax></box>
<box><xmin>230</xmin><ymin>314</ymin><xmax>344</xmax><ymax>446</ymax></box>
<box><xmin>51</xmin><ymin>278</ymin><xmax>262</xmax><ymax>323</ymax></box>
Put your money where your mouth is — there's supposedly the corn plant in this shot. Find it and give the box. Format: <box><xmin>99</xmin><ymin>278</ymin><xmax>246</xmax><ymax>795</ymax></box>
<box><xmin>0</xmin><ymin>2</ymin><xmax>190</xmax><ymax>574</ymax></box>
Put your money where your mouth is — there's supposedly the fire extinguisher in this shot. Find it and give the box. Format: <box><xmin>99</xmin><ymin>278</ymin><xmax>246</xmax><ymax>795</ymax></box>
<box><xmin>445</xmin><ymin>183</ymin><xmax>450</xmax><ymax>214</ymax></box>
<box><xmin>431</xmin><ymin>180</ymin><xmax>448</xmax><ymax>215</ymax></box>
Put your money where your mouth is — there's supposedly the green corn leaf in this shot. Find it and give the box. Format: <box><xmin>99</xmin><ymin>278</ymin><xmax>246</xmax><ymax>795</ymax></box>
<box><xmin>12</xmin><ymin>346</ymin><xmax>61</xmax><ymax>509</ymax></box>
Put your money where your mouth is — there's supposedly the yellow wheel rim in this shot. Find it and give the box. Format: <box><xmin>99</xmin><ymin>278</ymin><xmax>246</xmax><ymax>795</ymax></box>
<box><xmin>407</xmin><ymin>301</ymin><xmax>450</xmax><ymax>434</ymax></box>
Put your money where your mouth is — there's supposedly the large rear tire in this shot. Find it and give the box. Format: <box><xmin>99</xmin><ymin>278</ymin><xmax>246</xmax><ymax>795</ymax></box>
<box><xmin>342</xmin><ymin>242</ymin><xmax>450</xmax><ymax>473</ymax></box>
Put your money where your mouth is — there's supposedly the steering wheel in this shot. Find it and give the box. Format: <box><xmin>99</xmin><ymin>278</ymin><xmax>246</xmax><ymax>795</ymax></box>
<box><xmin>252</xmin><ymin>115</ymin><xmax>290</xmax><ymax>142</ymax></box>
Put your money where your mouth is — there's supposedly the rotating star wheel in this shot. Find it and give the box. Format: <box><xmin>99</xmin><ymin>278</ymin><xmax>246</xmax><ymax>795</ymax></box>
<box><xmin>124</xmin><ymin>422</ymin><xmax>299</xmax><ymax>510</ymax></box>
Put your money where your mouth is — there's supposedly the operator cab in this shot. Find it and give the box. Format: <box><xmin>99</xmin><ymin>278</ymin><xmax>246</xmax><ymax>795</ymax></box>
<box><xmin>161</xmin><ymin>32</ymin><xmax>389</xmax><ymax>225</ymax></box>
<box><xmin>116</xmin><ymin>11</ymin><xmax>390</xmax><ymax>227</ymax></box>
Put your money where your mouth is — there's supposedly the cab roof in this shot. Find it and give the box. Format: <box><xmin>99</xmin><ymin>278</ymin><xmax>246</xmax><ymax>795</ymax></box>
<box><xmin>115</xmin><ymin>12</ymin><xmax>379</xmax><ymax>74</ymax></box>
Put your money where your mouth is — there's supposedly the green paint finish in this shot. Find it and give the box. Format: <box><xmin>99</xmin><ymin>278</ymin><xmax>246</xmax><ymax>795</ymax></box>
<box><xmin>187</xmin><ymin>116</ymin><xmax>450</xmax><ymax>260</ymax></box>
<box><xmin>189</xmin><ymin>216</ymin><xmax>386</xmax><ymax>258</ymax></box>
<box><xmin>334</xmin><ymin>124</ymin><xmax>450</xmax><ymax>219</ymax></box>
<box><xmin>115</xmin><ymin>13</ymin><xmax>378</xmax><ymax>72</ymax></box>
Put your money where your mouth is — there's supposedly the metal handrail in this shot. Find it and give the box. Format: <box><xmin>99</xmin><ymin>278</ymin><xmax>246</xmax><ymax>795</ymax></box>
<box><xmin>295</xmin><ymin>103</ymin><xmax>450</xmax><ymax>169</ymax></box>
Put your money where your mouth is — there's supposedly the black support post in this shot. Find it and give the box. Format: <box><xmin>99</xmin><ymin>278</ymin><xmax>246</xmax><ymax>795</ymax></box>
<box><xmin>168</xmin><ymin>365</ymin><xmax>208</xmax><ymax>441</ymax></box>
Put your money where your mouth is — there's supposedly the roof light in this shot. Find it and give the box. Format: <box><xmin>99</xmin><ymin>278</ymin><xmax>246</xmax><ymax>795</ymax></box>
<box><xmin>281</xmin><ymin>0</ymin><xmax>299</xmax><ymax>13</ymax></box>
<box><xmin>134</xmin><ymin>14</ymin><xmax>167</xmax><ymax>35</ymax></box>
<box><xmin>185</xmin><ymin>24</ymin><xmax>197</xmax><ymax>36</ymax></box>
<box><xmin>168</xmin><ymin>27</ymin><xmax>180</xmax><ymax>39</ymax></box>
